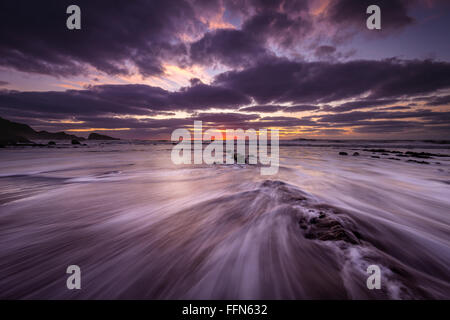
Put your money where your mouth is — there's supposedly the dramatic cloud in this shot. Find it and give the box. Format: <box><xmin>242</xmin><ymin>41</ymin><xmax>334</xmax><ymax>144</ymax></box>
<box><xmin>240</xmin><ymin>104</ymin><xmax>320</xmax><ymax>113</ymax></box>
<box><xmin>215</xmin><ymin>58</ymin><xmax>450</xmax><ymax>104</ymax></box>
<box><xmin>0</xmin><ymin>0</ymin><xmax>201</xmax><ymax>77</ymax></box>
<box><xmin>314</xmin><ymin>46</ymin><xmax>337</xmax><ymax>59</ymax></box>
<box><xmin>426</xmin><ymin>95</ymin><xmax>450</xmax><ymax>107</ymax></box>
<box><xmin>239</xmin><ymin>105</ymin><xmax>286</xmax><ymax>113</ymax></box>
<box><xmin>190</xmin><ymin>29</ymin><xmax>270</xmax><ymax>68</ymax></box>
<box><xmin>191</xmin><ymin>112</ymin><xmax>260</xmax><ymax>125</ymax></box>
<box><xmin>330</xmin><ymin>99</ymin><xmax>401</xmax><ymax>112</ymax></box>
<box><xmin>284</xmin><ymin>105</ymin><xmax>320</xmax><ymax>112</ymax></box>
<box><xmin>0</xmin><ymin>82</ymin><xmax>252</xmax><ymax>122</ymax></box>
<box><xmin>0</xmin><ymin>0</ymin><xmax>449</xmax><ymax>139</ymax></box>
<box><xmin>171</xmin><ymin>82</ymin><xmax>251</xmax><ymax>109</ymax></box>
<box><xmin>315</xmin><ymin>109</ymin><xmax>450</xmax><ymax>124</ymax></box>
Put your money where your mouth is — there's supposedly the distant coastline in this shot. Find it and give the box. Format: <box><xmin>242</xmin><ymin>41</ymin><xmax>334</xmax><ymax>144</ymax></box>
<box><xmin>0</xmin><ymin>117</ymin><xmax>119</xmax><ymax>146</ymax></box>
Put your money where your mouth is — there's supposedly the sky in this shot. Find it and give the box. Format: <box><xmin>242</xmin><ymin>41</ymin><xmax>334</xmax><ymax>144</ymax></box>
<box><xmin>0</xmin><ymin>0</ymin><xmax>449</xmax><ymax>140</ymax></box>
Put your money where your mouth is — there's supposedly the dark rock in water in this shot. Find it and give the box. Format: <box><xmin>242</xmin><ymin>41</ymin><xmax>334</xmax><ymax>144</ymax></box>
<box><xmin>300</xmin><ymin>215</ymin><xmax>360</xmax><ymax>245</ymax></box>
<box><xmin>48</xmin><ymin>141</ymin><xmax>56</xmax><ymax>145</ymax></box>
<box><xmin>407</xmin><ymin>159</ymin><xmax>429</xmax><ymax>165</ymax></box>
<box><xmin>88</xmin><ymin>133</ymin><xmax>120</xmax><ymax>140</ymax></box>
<box><xmin>298</xmin><ymin>220</ymin><xmax>307</xmax><ymax>229</ymax></box>
<box><xmin>71</xmin><ymin>139</ymin><xmax>81</xmax><ymax>145</ymax></box>
<box><xmin>317</xmin><ymin>226</ymin><xmax>359</xmax><ymax>244</ymax></box>
<box><xmin>233</xmin><ymin>152</ymin><xmax>251</xmax><ymax>164</ymax></box>
<box><xmin>352</xmin><ymin>152</ymin><xmax>360</xmax><ymax>156</ymax></box>
<box><xmin>371</xmin><ymin>156</ymin><xmax>380</xmax><ymax>159</ymax></box>
<box><xmin>339</xmin><ymin>152</ymin><xmax>348</xmax><ymax>156</ymax></box>
<box><xmin>403</xmin><ymin>151</ymin><xmax>450</xmax><ymax>159</ymax></box>
<box><xmin>405</xmin><ymin>151</ymin><xmax>432</xmax><ymax>159</ymax></box>
<box><xmin>388</xmin><ymin>157</ymin><xmax>401</xmax><ymax>161</ymax></box>
<box><xmin>363</xmin><ymin>148</ymin><xmax>390</xmax><ymax>153</ymax></box>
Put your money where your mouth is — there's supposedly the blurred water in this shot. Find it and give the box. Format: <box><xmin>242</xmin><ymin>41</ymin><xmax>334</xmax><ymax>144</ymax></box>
<box><xmin>0</xmin><ymin>141</ymin><xmax>449</xmax><ymax>299</ymax></box>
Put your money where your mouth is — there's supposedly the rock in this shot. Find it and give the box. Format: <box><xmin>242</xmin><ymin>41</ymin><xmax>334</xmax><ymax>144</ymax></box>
<box><xmin>233</xmin><ymin>152</ymin><xmax>250</xmax><ymax>164</ymax></box>
<box><xmin>48</xmin><ymin>141</ymin><xmax>56</xmax><ymax>145</ymax></box>
<box><xmin>0</xmin><ymin>117</ymin><xmax>84</xmax><ymax>142</ymax></box>
<box><xmin>71</xmin><ymin>139</ymin><xmax>81</xmax><ymax>145</ymax></box>
<box><xmin>352</xmin><ymin>152</ymin><xmax>360</xmax><ymax>156</ymax></box>
<box><xmin>339</xmin><ymin>152</ymin><xmax>348</xmax><ymax>156</ymax></box>
<box><xmin>371</xmin><ymin>156</ymin><xmax>380</xmax><ymax>159</ymax></box>
<box><xmin>88</xmin><ymin>133</ymin><xmax>120</xmax><ymax>140</ymax></box>
<box><xmin>363</xmin><ymin>148</ymin><xmax>390</xmax><ymax>153</ymax></box>
<box><xmin>302</xmin><ymin>215</ymin><xmax>360</xmax><ymax>245</ymax></box>
<box><xmin>407</xmin><ymin>159</ymin><xmax>429</xmax><ymax>165</ymax></box>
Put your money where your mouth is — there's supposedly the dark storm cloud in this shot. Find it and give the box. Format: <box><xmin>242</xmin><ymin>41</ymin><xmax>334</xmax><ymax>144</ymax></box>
<box><xmin>0</xmin><ymin>0</ymin><xmax>202</xmax><ymax>77</ymax></box>
<box><xmin>171</xmin><ymin>82</ymin><xmax>251</xmax><ymax>109</ymax></box>
<box><xmin>240</xmin><ymin>104</ymin><xmax>320</xmax><ymax>113</ymax></box>
<box><xmin>284</xmin><ymin>105</ymin><xmax>320</xmax><ymax>112</ymax></box>
<box><xmin>0</xmin><ymin>0</ymin><xmax>314</xmax><ymax>77</ymax></box>
<box><xmin>426</xmin><ymin>95</ymin><xmax>450</xmax><ymax>107</ymax></box>
<box><xmin>214</xmin><ymin>58</ymin><xmax>450</xmax><ymax>104</ymax></box>
<box><xmin>239</xmin><ymin>105</ymin><xmax>286</xmax><ymax>113</ymax></box>
<box><xmin>189</xmin><ymin>6</ymin><xmax>311</xmax><ymax>68</ymax></box>
<box><xmin>377</xmin><ymin>105</ymin><xmax>411</xmax><ymax>111</ymax></box>
<box><xmin>191</xmin><ymin>112</ymin><xmax>260</xmax><ymax>124</ymax></box>
<box><xmin>241</xmin><ymin>9</ymin><xmax>312</xmax><ymax>48</ymax></box>
<box><xmin>314</xmin><ymin>46</ymin><xmax>336</xmax><ymax>58</ymax></box>
<box><xmin>0</xmin><ymin>82</ymin><xmax>253</xmax><ymax>126</ymax></box>
<box><xmin>316</xmin><ymin>110</ymin><xmax>450</xmax><ymax>124</ymax></box>
<box><xmin>330</xmin><ymin>99</ymin><xmax>401</xmax><ymax>112</ymax></box>
<box><xmin>190</xmin><ymin>29</ymin><xmax>270</xmax><ymax>68</ymax></box>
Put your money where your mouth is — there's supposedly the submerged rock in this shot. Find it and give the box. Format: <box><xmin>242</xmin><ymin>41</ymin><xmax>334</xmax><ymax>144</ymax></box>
<box><xmin>300</xmin><ymin>214</ymin><xmax>361</xmax><ymax>245</ymax></box>
<box><xmin>71</xmin><ymin>139</ymin><xmax>81</xmax><ymax>145</ymax></box>
<box><xmin>339</xmin><ymin>152</ymin><xmax>348</xmax><ymax>156</ymax></box>
<box><xmin>407</xmin><ymin>159</ymin><xmax>429</xmax><ymax>165</ymax></box>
